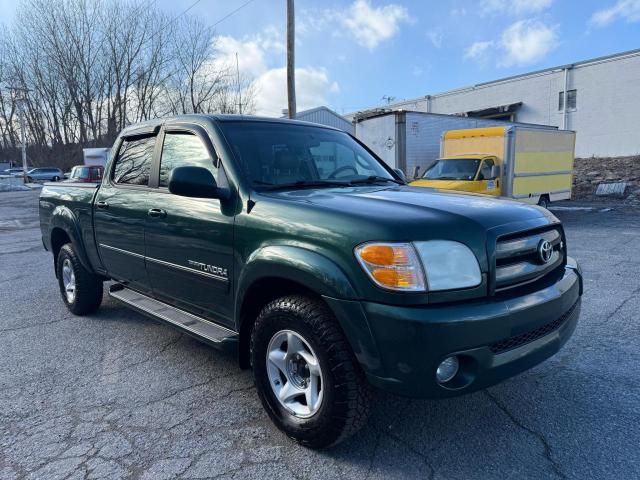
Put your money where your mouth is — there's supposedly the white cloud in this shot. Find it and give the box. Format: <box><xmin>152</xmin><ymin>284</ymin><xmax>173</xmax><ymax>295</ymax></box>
<box><xmin>213</xmin><ymin>28</ymin><xmax>339</xmax><ymax>117</ymax></box>
<box><xmin>253</xmin><ymin>68</ymin><xmax>339</xmax><ymax>116</ymax></box>
<box><xmin>426</xmin><ymin>30</ymin><xmax>443</xmax><ymax>49</ymax></box>
<box><xmin>464</xmin><ymin>40</ymin><xmax>494</xmax><ymax>60</ymax></box>
<box><xmin>340</xmin><ymin>0</ymin><xmax>411</xmax><ymax>49</ymax></box>
<box><xmin>464</xmin><ymin>20</ymin><xmax>557</xmax><ymax>67</ymax></box>
<box><xmin>499</xmin><ymin>20</ymin><xmax>558</xmax><ymax>66</ymax></box>
<box><xmin>590</xmin><ymin>0</ymin><xmax>640</xmax><ymax>27</ymax></box>
<box><xmin>481</xmin><ymin>0</ymin><xmax>553</xmax><ymax>15</ymax></box>
<box><xmin>214</xmin><ymin>27</ymin><xmax>285</xmax><ymax>77</ymax></box>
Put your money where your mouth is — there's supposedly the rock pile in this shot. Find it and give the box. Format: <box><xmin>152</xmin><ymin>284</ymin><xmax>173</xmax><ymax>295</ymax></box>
<box><xmin>573</xmin><ymin>156</ymin><xmax>640</xmax><ymax>205</ymax></box>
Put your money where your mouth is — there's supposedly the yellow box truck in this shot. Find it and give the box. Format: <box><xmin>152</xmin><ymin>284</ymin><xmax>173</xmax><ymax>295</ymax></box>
<box><xmin>410</xmin><ymin>126</ymin><xmax>576</xmax><ymax>207</ymax></box>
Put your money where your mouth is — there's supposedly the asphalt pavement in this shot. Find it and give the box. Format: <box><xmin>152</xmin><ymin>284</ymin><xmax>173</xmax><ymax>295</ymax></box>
<box><xmin>1</xmin><ymin>190</ymin><xmax>639</xmax><ymax>480</ymax></box>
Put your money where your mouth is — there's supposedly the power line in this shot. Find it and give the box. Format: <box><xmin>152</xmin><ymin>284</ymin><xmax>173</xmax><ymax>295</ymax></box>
<box><xmin>211</xmin><ymin>0</ymin><xmax>257</xmax><ymax>28</ymax></box>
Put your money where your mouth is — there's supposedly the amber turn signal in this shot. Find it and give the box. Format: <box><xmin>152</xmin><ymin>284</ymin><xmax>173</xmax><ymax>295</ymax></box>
<box><xmin>355</xmin><ymin>242</ymin><xmax>425</xmax><ymax>292</ymax></box>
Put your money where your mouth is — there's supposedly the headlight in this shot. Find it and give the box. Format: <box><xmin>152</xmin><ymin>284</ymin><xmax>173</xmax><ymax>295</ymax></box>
<box><xmin>414</xmin><ymin>240</ymin><xmax>481</xmax><ymax>291</ymax></box>
<box><xmin>354</xmin><ymin>243</ymin><xmax>425</xmax><ymax>291</ymax></box>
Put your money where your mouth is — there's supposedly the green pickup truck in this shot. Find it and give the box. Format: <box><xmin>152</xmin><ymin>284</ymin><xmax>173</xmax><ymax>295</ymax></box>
<box><xmin>39</xmin><ymin>115</ymin><xmax>582</xmax><ymax>448</ymax></box>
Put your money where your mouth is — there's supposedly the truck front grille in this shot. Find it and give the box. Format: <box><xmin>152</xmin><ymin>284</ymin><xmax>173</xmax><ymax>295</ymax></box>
<box><xmin>494</xmin><ymin>226</ymin><xmax>565</xmax><ymax>292</ymax></box>
<box><xmin>489</xmin><ymin>300</ymin><xmax>578</xmax><ymax>354</ymax></box>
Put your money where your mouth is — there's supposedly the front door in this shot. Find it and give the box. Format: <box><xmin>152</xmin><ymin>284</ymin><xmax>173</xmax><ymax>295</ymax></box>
<box><xmin>144</xmin><ymin>127</ymin><xmax>235</xmax><ymax>327</ymax></box>
<box><xmin>476</xmin><ymin>158</ymin><xmax>501</xmax><ymax>196</ymax></box>
<box><xmin>94</xmin><ymin>134</ymin><xmax>156</xmax><ymax>294</ymax></box>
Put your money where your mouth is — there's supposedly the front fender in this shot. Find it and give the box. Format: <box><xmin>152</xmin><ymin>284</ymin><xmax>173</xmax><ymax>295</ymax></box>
<box><xmin>237</xmin><ymin>245</ymin><xmax>359</xmax><ymax>304</ymax></box>
<box><xmin>236</xmin><ymin>245</ymin><xmax>384</xmax><ymax>377</ymax></box>
<box><xmin>50</xmin><ymin>206</ymin><xmax>94</xmax><ymax>273</ymax></box>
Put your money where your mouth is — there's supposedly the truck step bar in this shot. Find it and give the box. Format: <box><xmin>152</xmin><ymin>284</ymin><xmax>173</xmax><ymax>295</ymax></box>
<box><xmin>109</xmin><ymin>284</ymin><xmax>238</xmax><ymax>348</ymax></box>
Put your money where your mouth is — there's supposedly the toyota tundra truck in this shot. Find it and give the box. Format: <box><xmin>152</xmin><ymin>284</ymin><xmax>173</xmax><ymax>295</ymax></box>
<box><xmin>39</xmin><ymin>115</ymin><xmax>583</xmax><ymax>448</ymax></box>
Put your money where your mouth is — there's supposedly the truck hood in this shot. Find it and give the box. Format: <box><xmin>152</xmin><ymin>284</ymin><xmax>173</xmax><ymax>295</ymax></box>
<box><xmin>262</xmin><ymin>185</ymin><xmax>553</xmax><ymax>232</ymax></box>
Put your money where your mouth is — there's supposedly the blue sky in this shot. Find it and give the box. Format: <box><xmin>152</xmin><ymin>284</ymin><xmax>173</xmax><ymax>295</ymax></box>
<box><xmin>2</xmin><ymin>0</ymin><xmax>639</xmax><ymax>116</ymax></box>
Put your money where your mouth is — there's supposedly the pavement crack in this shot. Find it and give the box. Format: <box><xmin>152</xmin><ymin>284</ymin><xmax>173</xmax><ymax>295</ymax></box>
<box><xmin>607</xmin><ymin>285</ymin><xmax>640</xmax><ymax>319</ymax></box>
<box><xmin>485</xmin><ymin>390</ymin><xmax>567</xmax><ymax>480</ymax></box>
<box><xmin>101</xmin><ymin>333</ymin><xmax>183</xmax><ymax>376</ymax></box>
<box><xmin>0</xmin><ymin>317</ymin><xmax>70</xmax><ymax>334</ymax></box>
<box><xmin>370</xmin><ymin>401</ymin><xmax>437</xmax><ymax>480</ymax></box>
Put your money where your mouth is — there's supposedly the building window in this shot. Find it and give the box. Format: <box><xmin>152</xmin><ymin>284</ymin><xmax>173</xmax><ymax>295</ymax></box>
<box><xmin>558</xmin><ymin>89</ymin><xmax>577</xmax><ymax>111</ymax></box>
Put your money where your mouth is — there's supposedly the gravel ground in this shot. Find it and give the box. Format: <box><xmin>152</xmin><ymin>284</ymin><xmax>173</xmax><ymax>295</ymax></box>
<box><xmin>1</xmin><ymin>190</ymin><xmax>639</xmax><ymax>480</ymax></box>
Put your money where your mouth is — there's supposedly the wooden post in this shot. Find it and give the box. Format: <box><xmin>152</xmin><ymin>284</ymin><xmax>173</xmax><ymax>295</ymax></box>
<box><xmin>286</xmin><ymin>0</ymin><xmax>296</xmax><ymax>119</ymax></box>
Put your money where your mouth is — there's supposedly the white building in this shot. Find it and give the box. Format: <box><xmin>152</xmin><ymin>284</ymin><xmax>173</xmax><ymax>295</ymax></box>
<box><xmin>292</xmin><ymin>106</ymin><xmax>354</xmax><ymax>134</ymax></box>
<box><xmin>348</xmin><ymin>48</ymin><xmax>640</xmax><ymax>158</ymax></box>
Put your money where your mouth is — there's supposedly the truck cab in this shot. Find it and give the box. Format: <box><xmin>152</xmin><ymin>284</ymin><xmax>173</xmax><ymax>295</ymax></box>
<box><xmin>411</xmin><ymin>154</ymin><xmax>501</xmax><ymax>196</ymax></box>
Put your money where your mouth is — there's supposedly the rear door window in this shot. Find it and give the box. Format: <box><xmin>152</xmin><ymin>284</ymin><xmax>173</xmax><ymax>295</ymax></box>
<box><xmin>112</xmin><ymin>136</ymin><xmax>155</xmax><ymax>186</ymax></box>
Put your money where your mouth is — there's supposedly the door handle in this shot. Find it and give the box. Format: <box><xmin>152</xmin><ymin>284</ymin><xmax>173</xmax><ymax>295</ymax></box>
<box><xmin>96</xmin><ymin>201</ymin><xmax>109</xmax><ymax>209</ymax></box>
<box><xmin>147</xmin><ymin>208</ymin><xmax>167</xmax><ymax>218</ymax></box>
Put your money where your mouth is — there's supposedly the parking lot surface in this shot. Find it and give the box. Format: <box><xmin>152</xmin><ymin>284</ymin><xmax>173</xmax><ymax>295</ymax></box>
<box><xmin>1</xmin><ymin>190</ymin><xmax>639</xmax><ymax>480</ymax></box>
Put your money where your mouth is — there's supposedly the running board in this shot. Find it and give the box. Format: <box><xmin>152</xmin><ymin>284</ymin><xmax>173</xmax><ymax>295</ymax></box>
<box><xmin>109</xmin><ymin>284</ymin><xmax>238</xmax><ymax>348</ymax></box>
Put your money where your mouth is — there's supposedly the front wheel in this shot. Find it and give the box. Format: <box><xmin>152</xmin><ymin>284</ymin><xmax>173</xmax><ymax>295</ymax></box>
<box><xmin>56</xmin><ymin>244</ymin><xmax>103</xmax><ymax>315</ymax></box>
<box><xmin>251</xmin><ymin>295</ymin><xmax>371</xmax><ymax>448</ymax></box>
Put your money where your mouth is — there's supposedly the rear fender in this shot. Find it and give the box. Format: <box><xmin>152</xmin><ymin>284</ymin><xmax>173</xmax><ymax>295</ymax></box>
<box><xmin>50</xmin><ymin>205</ymin><xmax>94</xmax><ymax>274</ymax></box>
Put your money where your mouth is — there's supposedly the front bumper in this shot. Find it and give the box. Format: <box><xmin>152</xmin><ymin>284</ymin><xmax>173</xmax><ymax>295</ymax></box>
<box><xmin>325</xmin><ymin>258</ymin><xmax>582</xmax><ymax>398</ymax></box>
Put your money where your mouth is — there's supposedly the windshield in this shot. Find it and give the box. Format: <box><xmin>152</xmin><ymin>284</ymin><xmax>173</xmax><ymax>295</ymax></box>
<box><xmin>71</xmin><ymin>167</ymin><xmax>90</xmax><ymax>179</ymax></box>
<box><xmin>423</xmin><ymin>159</ymin><xmax>481</xmax><ymax>181</ymax></box>
<box><xmin>219</xmin><ymin>121</ymin><xmax>396</xmax><ymax>189</ymax></box>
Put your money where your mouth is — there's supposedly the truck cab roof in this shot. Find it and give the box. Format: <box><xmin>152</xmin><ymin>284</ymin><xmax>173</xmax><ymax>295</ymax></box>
<box><xmin>118</xmin><ymin>114</ymin><xmax>342</xmax><ymax>138</ymax></box>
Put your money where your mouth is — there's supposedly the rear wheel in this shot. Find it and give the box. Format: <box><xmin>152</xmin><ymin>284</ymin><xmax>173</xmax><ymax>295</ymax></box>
<box><xmin>251</xmin><ymin>295</ymin><xmax>371</xmax><ymax>448</ymax></box>
<box><xmin>537</xmin><ymin>195</ymin><xmax>550</xmax><ymax>209</ymax></box>
<box><xmin>56</xmin><ymin>244</ymin><xmax>103</xmax><ymax>315</ymax></box>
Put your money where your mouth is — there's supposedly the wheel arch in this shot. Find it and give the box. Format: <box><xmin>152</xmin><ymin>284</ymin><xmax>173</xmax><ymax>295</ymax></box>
<box><xmin>49</xmin><ymin>206</ymin><xmax>94</xmax><ymax>276</ymax></box>
<box><xmin>235</xmin><ymin>245</ymin><xmax>360</xmax><ymax>369</ymax></box>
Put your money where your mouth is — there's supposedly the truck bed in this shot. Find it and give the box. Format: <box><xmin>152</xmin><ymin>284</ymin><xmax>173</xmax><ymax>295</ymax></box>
<box><xmin>39</xmin><ymin>183</ymin><xmax>103</xmax><ymax>273</ymax></box>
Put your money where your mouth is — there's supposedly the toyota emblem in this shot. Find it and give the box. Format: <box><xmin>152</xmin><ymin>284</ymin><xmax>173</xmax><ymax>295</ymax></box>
<box><xmin>537</xmin><ymin>240</ymin><xmax>553</xmax><ymax>264</ymax></box>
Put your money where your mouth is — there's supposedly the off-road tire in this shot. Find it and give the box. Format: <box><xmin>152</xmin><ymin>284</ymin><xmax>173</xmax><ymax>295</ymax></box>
<box><xmin>56</xmin><ymin>243</ymin><xmax>103</xmax><ymax>315</ymax></box>
<box><xmin>251</xmin><ymin>295</ymin><xmax>371</xmax><ymax>449</ymax></box>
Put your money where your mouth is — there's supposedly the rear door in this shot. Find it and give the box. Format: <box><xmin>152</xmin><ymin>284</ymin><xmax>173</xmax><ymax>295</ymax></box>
<box><xmin>94</xmin><ymin>133</ymin><xmax>157</xmax><ymax>294</ymax></box>
<box><xmin>144</xmin><ymin>124</ymin><xmax>235</xmax><ymax>326</ymax></box>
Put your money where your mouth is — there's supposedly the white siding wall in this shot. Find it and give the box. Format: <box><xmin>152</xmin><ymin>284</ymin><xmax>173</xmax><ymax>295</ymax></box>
<box><xmin>355</xmin><ymin>51</ymin><xmax>640</xmax><ymax>158</ymax></box>
<box><xmin>561</xmin><ymin>55</ymin><xmax>640</xmax><ymax>157</ymax></box>
<box><xmin>295</xmin><ymin>108</ymin><xmax>355</xmax><ymax>133</ymax></box>
<box><xmin>355</xmin><ymin>115</ymin><xmax>397</xmax><ymax>168</ymax></box>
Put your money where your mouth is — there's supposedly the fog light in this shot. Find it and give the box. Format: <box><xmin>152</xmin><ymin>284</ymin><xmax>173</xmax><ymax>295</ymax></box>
<box><xmin>436</xmin><ymin>356</ymin><xmax>459</xmax><ymax>383</ymax></box>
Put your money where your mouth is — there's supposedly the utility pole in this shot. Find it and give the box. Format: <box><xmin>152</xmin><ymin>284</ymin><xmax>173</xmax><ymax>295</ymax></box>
<box><xmin>9</xmin><ymin>86</ymin><xmax>29</xmax><ymax>184</ymax></box>
<box><xmin>286</xmin><ymin>0</ymin><xmax>296</xmax><ymax>119</ymax></box>
<box><xmin>236</xmin><ymin>52</ymin><xmax>242</xmax><ymax>115</ymax></box>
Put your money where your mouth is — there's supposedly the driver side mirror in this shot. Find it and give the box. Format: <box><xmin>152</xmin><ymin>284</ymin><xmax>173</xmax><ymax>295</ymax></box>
<box><xmin>490</xmin><ymin>165</ymin><xmax>501</xmax><ymax>179</ymax></box>
<box><xmin>168</xmin><ymin>166</ymin><xmax>225</xmax><ymax>199</ymax></box>
<box><xmin>393</xmin><ymin>168</ymin><xmax>407</xmax><ymax>183</ymax></box>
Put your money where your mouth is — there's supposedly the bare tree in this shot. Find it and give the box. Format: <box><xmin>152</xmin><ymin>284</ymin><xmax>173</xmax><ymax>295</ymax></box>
<box><xmin>0</xmin><ymin>0</ymin><xmax>258</xmax><ymax>169</ymax></box>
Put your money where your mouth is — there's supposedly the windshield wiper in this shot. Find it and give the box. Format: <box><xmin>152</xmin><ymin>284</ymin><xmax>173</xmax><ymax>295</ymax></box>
<box><xmin>349</xmin><ymin>175</ymin><xmax>404</xmax><ymax>185</ymax></box>
<box><xmin>261</xmin><ymin>180</ymin><xmax>351</xmax><ymax>191</ymax></box>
